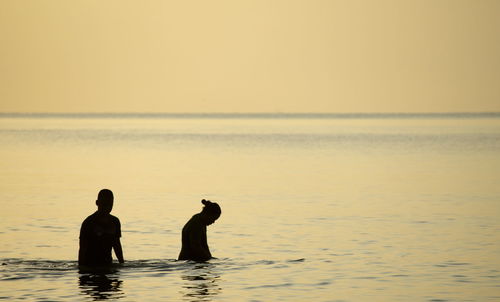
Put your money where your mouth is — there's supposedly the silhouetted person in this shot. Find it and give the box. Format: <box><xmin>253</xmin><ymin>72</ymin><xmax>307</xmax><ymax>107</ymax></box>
<box><xmin>78</xmin><ymin>189</ymin><xmax>124</xmax><ymax>267</ymax></box>
<box><xmin>178</xmin><ymin>199</ymin><xmax>221</xmax><ymax>262</ymax></box>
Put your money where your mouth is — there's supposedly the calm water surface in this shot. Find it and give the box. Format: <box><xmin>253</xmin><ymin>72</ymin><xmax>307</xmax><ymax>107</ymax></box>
<box><xmin>1</xmin><ymin>114</ymin><xmax>500</xmax><ymax>301</ymax></box>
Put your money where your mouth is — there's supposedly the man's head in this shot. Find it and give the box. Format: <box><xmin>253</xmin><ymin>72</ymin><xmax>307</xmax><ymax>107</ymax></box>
<box><xmin>96</xmin><ymin>189</ymin><xmax>114</xmax><ymax>214</ymax></box>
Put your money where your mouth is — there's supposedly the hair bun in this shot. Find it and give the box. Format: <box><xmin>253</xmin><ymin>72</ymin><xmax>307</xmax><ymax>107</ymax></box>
<box><xmin>201</xmin><ymin>199</ymin><xmax>211</xmax><ymax>205</ymax></box>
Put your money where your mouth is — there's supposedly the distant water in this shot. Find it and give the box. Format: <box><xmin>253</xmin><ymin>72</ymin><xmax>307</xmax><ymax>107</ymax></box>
<box><xmin>1</xmin><ymin>113</ymin><xmax>500</xmax><ymax>301</ymax></box>
<box><xmin>2</xmin><ymin>112</ymin><xmax>500</xmax><ymax>119</ymax></box>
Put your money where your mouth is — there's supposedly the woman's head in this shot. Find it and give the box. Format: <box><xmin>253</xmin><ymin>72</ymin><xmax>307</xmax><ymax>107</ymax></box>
<box><xmin>201</xmin><ymin>199</ymin><xmax>221</xmax><ymax>225</ymax></box>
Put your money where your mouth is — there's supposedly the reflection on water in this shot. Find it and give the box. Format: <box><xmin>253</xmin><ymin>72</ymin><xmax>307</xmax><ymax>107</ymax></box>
<box><xmin>79</xmin><ymin>273</ymin><xmax>123</xmax><ymax>300</ymax></box>
<box><xmin>180</xmin><ymin>262</ymin><xmax>222</xmax><ymax>301</ymax></box>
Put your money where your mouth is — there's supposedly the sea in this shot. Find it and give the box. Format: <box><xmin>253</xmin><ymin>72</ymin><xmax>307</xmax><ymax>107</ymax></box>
<box><xmin>0</xmin><ymin>113</ymin><xmax>499</xmax><ymax>301</ymax></box>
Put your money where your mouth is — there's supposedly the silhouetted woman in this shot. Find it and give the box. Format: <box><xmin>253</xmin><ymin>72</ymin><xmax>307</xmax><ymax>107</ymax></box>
<box><xmin>178</xmin><ymin>199</ymin><xmax>221</xmax><ymax>262</ymax></box>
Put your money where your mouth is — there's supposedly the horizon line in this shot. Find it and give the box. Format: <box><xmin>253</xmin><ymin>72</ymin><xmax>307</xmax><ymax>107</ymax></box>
<box><xmin>1</xmin><ymin>111</ymin><xmax>500</xmax><ymax>119</ymax></box>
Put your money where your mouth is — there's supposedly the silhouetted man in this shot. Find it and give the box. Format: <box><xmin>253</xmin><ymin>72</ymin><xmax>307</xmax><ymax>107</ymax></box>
<box><xmin>78</xmin><ymin>189</ymin><xmax>124</xmax><ymax>267</ymax></box>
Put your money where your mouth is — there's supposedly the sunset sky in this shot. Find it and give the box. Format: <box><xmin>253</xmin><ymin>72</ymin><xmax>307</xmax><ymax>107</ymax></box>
<box><xmin>1</xmin><ymin>0</ymin><xmax>499</xmax><ymax>113</ymax></box>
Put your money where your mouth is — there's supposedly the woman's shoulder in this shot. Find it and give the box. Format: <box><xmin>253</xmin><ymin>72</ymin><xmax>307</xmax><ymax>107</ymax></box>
<box><xmin>185</xmin><ymin>214</ymin><xmax>203</xmax><ymax>228</ymax></box>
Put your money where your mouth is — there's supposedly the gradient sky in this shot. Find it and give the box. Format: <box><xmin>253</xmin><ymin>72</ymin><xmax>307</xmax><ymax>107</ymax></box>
<box><xmin>1</xmin><ymin>0</ymin><xmax>499</xmax><ymax>113</ymax></box>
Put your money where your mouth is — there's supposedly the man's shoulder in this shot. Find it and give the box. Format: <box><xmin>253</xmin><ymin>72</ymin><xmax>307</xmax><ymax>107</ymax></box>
<box><xmin>110</xmin><ymin>214</ymin><xmax>121</xmax><ymax>224</ymax></box>
<box><xmin>82</xmin><ymin>212</ymin><xmax>120</xmax><ymax>226</ymax></box>
<box><xmin>82</xmin><ymin>212</ymin><xmax>97</xmax><ymax>224</ymax></box>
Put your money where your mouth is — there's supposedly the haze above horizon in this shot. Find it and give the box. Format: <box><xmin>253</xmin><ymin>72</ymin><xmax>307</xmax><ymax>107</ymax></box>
<box><xmin>1</xmin><ymin>0</ymin><xmax>499</xmax><ymax>113</ymax></box>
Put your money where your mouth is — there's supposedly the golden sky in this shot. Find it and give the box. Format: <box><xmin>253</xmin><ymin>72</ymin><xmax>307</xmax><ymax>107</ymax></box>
<box><xmin>1</xmin><ymin>0</ymin><xmax>499</xmax><ymax>113</ymax></box>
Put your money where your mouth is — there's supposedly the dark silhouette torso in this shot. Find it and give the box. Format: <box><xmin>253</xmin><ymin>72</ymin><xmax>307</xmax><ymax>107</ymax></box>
<box><xmin>178</xmin><ymin>214</ymin><xmax>211</xmax><ymax>261</ymax></box>
<box><xmin>79</xmin><ymin>212</ymin><xmax>121</xmax><ymax>266</ymax></box>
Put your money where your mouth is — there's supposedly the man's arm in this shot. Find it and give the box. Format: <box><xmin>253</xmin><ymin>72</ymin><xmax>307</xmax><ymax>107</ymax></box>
<box><xmin>78</xmin><ymin>221</ymin><xmax>89</xmax><ymax>266</ymax></box>
<box><xmin>78</xmin><ymin>238</ymin><xmax>88</xmax><ymax>265</ymax></box>
<box><xmin>113</xmin><ymin>238</ymin><xmax>124</xmax><ymax>263</ymax></box>
<box><xmin>113</xmin><ymin>217</ymin><xmax>124</xmax><ymax>263</ymax></box>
